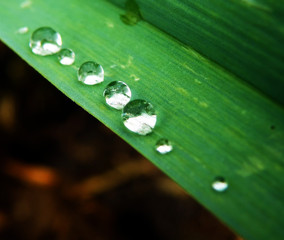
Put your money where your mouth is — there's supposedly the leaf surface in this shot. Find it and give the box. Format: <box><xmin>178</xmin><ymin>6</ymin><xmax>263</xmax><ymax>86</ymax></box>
<box><xmin>0</xmin><ymin>0</ymin><xmax>284</xmax><ymax>239</ymax></box>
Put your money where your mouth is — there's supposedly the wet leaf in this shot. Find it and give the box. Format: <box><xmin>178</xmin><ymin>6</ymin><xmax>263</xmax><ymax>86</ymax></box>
<box><xmin>0</xmin><ymin>0</ymin><xmax>284</xmax><ymax>240</ymax></box>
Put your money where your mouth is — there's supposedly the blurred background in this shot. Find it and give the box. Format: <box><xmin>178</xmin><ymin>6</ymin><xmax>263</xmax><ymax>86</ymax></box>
<box><xmin>0</xmin><ymin>42</ymin><xmax>241</xmax><ymax>240</ymax></box>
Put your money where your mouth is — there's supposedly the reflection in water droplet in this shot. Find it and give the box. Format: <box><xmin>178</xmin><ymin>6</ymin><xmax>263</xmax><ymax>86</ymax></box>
<box><xmin>77</xmin><ymin>61</ymin><xmax>104</xmax><ymax>85</ymax></box>
<box><xmin>122</xmin><ymin>99</ymin><xmax>157</xmax><ymax>135</ymax></box>
<box><xmin>58</xmin><ymin>48</ymin><xmax>75</xmax><ymax>65</ymax></box>
<box><xmin>17</xmin><ymin>26</ymin><xmax>29</xmax><ymax>34</ymax></box>
<box><xmin>103</xmin><ymin>81</ymin><xmax>131</xmax><ymax>110</ymax></box>
<box><xmin>156</xmin><ymin>139</ymin><xmax>173</xmax><ymax>154</ymax></box>
<box><xmin>212</xmin><ymin>177</ymin><xmax>228</xmax><ymax>192</ymax></box>
<box><xmin>29</xmin><ymin>27</ymin><xmax>62</xmax><ymax>56</ymax></box>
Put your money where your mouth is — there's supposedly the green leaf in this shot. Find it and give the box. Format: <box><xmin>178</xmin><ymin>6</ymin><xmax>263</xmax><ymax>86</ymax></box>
<box><xmin>1</xmin><ymin>0</ymin><xmax>284</xmax><ymax>239</ymax></box>
<box><xmin>110</xmin><ymin>0</ymin><xmax>284</xmax><ymax>105</ymax></box>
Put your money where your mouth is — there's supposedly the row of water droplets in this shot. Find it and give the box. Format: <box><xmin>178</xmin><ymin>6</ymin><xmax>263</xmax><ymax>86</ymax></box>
<box><xmin>28</xmin><ymin>27</ymin><xmax>172</xmax><ymax>151</ymax></box>
<box><xmin>28</xmin><ymin>26</ymin><xmax>227</xmax><ymax>192</ymax></box>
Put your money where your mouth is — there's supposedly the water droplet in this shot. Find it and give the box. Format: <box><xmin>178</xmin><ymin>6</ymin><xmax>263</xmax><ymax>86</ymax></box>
<box><xmin>212</xmin><ymin>177</ymin><xmax>228</xmax><ymax>192</ymax></box>
<box><xmin>103</xmin><ymin>81</ymin><xmax>131</xmax><ymax>110</ymax></box>
<box><xmin>17</xmin><ymin>26</ymin><xmax>29</xmax><ymax>34</ymax></box>
<box><xmin>58</xmin><ymin>48</ymin><xmax>75</xmax><ymax>65</ymax></box>
<box><xmin>155</xmin><ymin>139</ymin><xmax>173</xmax><ymax>154</ymax></box>
<box><xmin>120</xmin><ymin>0</ymin><xmax>142</xmax><ymax>26</ymax></box>
<box><xmin>29</xmin><ymin>27</ymin><xmax>62</xmax><ymax>56</ymax></box>
<box><xmin>122</xmin><ymin>100</ymin><xmax>157</xmax><ymax>135</ymax></box>
<box><xmin>77</xmin><ymin>61</ymin><xmax>104</xmax><ymax>85</ymax></box>
<box><xmin>20</xmin><ymin>0</ymin><xmax>32</xmax><ymax>8</ymax></box>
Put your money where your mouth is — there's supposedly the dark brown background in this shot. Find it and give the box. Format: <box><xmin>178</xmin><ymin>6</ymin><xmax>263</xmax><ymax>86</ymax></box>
<box><xmin>0</xmin><ymin>42</ymin><xmax>241</xmax><ymax>240</ymax></box>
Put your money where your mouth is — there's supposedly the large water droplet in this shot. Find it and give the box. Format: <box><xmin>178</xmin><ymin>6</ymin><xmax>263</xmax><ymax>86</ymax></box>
<box><xmin>156</xmin><ymin>139</ymin><xmax>173</xmax><ymax>154</ymax></box>
<box><xmin>78</xmin><ymin>61</ymin><xmax>104</xmax><ymax>85</ymax></box>
<box><xmin>29</xmin><ymin>27</ymin><xmax>62</xmax><ymax>56</ymax></box>
<box><xmin>103</xmin><ymin>81</ymin><xmax>131</xmax><ymax>110</ymax></box>
<box><xmin>58</xmin><ymin>48</ymin><xmax>75</xmax><ymax>65</ymax></box>
<box><xmin>122</xmin><ymin>100</ymin><xmax>157</xmax><ymax>135</ymax></box>
<box><xmin>212</xmin><ymin>177</ymin><xmax>228</xmax><ymax>192</ymax></box>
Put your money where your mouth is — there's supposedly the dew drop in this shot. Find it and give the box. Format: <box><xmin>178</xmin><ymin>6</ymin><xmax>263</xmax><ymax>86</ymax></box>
<box><xmin>155</xmin><ymin>139</ymin><xmax>173</xmax><ymax>154</ymax></box>
<box><xmin>77</xmin><ymin>61</ymin><xmax>104</xmax><ymax>85</ymax></box>
<box><xmin>17</xmin><ymin>26</ymin><xmax>29</xmax><ymax>34</ymax></box>
<box><xmin>122</xmin><ymin>99</ymin><xmax>157</xmax><ymax>135</ymax></box>
<box><xmin>212</xmin><ymin>177</ymin><xmax>228</xmax><ymax>192</ymax></box>
<box><xmin>58</xmin><ymin>48</ymin><xmax>75</xmax><ymax>65</ymax></box>
<box><xmin>103</xmin><ymin>81</ymin><xmax>131</xmax><ymax>110</ymax></box>
<box><xmin>29</xmin><ymin>27</ymin><xmax>62</xmax><ymax>56</ymax></box>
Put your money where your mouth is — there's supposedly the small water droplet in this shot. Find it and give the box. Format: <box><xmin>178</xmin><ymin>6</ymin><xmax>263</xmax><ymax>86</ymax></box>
<box><xmin>20</xmin><ymin>0</ymin><xmax>32</xmax><ymax>8</ymax></box>
<box><xmin>29</xmin><ymin>27</ymin><xmax>62</xmax><ymax>56</ymax></box>
<box><xmin>17</xmin><ymin>26</ymin><xmax>29</xmax><ymax>34</ymax></box>
<box><xmin>155</xmin><ymin>139</ymin><xmax>173</xmax><ymax>154</ymax></box>
<box><xmin>103</xmin><ymin>81</ymin><xmax>131</xmax><ymax>110</ymax></box>
<box><xmin>122</xmin><ymin>99</ymin><xmax>157</xmax><ymax>135</ymax></box>
<box><xmin>77</xmin><ymin>61</ymin><xmax>104</xmax><ymax>85</ymax></box>
<box><xmin>120</xmin><ymin>0</ymin><xmax>142</xmax><ymax>26</ymax></box>
<box><xmin>58</xmin><ymin>48</ymin><xmax>75</xmax><ymax>65</ymax></box>
<box><xmin>212</xmin><ymin>177</ymin><xmax>228</xmax><ymax>192</ymax></box>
